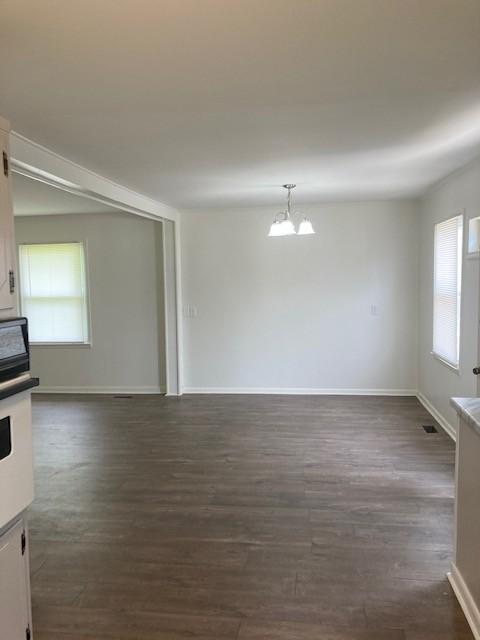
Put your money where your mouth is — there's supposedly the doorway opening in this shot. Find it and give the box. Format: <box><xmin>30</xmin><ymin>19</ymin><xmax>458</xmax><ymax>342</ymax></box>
<box><xmin>11</xmin><ymin>171</ymin><xmax>181</xmax><ymax>396</ymax></box>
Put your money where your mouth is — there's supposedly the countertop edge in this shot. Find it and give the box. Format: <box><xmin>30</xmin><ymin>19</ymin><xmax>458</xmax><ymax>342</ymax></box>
<box><xmin>0</xmin><ymin>377</ymin><xmax>39</xmax><ymax>402</ymax></box>
<box><xmin>451</xmin><ymin>397</ymin><xmax>480</xmax><ymax>437</ymax></box>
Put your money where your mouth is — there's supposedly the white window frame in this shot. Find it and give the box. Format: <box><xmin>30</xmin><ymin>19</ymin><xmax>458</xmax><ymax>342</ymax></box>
<box><xmin>467</xmin><ymin>215</ymin><xmax>480</xmax><ymax>257</ymax></box>
<box><xmin>18</xmin><ymin>240</ymin><xmax>92</xmax><ymax>347</ymax></box>
<box><xmin>432</xmin><ymin>214</ymin><xmax>463</xmax><ymax>371</ymax></box>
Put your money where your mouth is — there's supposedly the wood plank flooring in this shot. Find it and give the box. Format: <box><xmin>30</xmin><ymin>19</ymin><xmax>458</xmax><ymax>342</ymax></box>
<box><xmin>28</xmin><ymin>394</ymin><xmax>473</xmax><ymax>639</ymax></box>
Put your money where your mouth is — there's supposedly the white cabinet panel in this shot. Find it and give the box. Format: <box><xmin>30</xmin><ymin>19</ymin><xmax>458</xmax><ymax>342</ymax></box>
<box><xmin>0</xmin><ymin>519</ymin><xmax>31</xmax><ymax>640</ymax></box>
<box><xmin>0</xmin><ymin>124</ymin><xmax>16</xmax><ymax>316</ymax></box>
<box><xmin>0</xmin><ymin>392</ymin><xmax>34</xmax><ymax>531</ymax></box>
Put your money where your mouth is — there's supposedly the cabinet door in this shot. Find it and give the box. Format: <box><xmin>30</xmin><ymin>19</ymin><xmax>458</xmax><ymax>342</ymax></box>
<box><xmin>0</xmin><ymin>127</ymin><xmax>16</xmax><ymax>314</ymax></box>
<box><xmin>0</xmin><ymin>519</ymin><xmax>32</xmax><ymax>640</ymax></box>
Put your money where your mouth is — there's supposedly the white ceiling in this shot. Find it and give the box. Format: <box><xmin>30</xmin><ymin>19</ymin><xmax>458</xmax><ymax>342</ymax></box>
<box><xmin>1</xmin><ymin>0</ymin><xmax>480</xmax><ymax>209</ymax></box>
<box><xmin>12</xmin><ymin>173</ymin><xmax>118</xmax><ymax>217</ymax></box>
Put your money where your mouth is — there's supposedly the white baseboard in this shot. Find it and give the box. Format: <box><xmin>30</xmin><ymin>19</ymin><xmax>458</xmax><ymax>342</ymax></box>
<box><xmin>33</xmin><ymin>386</ymin><xmax>165</xmax><ymax>395</ymax></box>
<box><xmin>183</xmin><ymin>387</ymin><xmax>417</xmax><ymax>396</ymax></box>
<box><xmin>448</xmin><ymin>564</ymin><xmax>480</xmax><ymax>640</ymax></box>
<box><xmin>416</xmin><ymin>391</ymin><xmax>456</xmax><ymax>441</ymax></box>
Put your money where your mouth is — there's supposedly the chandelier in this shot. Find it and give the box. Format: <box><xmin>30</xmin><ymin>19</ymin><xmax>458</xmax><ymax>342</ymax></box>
<box><xmin>268</xmin><ymin>184</ymin><xmax>315</xmax><ymax>237</ymax></box>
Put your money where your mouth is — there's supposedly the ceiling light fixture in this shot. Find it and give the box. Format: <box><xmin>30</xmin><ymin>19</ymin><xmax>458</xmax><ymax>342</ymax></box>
<box><xmin>268</xmin><ymin>184</ymin><xmax>315</xmax><ymax>237</ymax></box>
<box><xmin>298</xmin><ymin>217</ymin><xmax>315</xmax><ymax>235</ymax></box>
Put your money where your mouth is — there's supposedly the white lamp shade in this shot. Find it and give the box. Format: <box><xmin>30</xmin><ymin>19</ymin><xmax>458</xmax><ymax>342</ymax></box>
<box><xmin>268</xmin><ymin>221</ymin><xmax>283</xmax><ymax>236</ymax></box>
<box><xmin>298</xmin><ymin>218</ymin><xmax>315</xmax><ymax>235</ymax></box>
<box><xmin>268</xmin><ymin>218</ymin><xmax>296</xmax><ymax>236</ymax></box>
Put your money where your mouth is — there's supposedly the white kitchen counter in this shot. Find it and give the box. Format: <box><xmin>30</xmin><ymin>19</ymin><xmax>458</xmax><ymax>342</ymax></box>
<box><xmin>451</xmin><ymin>397</ymin><xmax>480</xmax><ymax>438</ymax></box>
<box><xmin>449</xmin><ymin>397</ymin><xmax>480</xmax><ymax>640</ymax></box>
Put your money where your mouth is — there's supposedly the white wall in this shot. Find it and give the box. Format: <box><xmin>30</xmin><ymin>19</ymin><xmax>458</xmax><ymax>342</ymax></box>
<box><xmin>15</xmin><ymin>211</ymin><xmax>165</xmax><ymax>393</ymax></box>
<box><xmin>181</xmin><ymin>200</ymin><xmax>419</xmax><ymax>393</ymax></box>
<box><xmin>418</xmin><ymin>158</ymin><xmax>480</xmax><ymax>435</ymax></box>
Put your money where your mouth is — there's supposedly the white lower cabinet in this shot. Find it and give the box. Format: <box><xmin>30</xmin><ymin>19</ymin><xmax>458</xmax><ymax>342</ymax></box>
<box><xmin>0</xmin><ymin>518</ymin><xmax>32</xmax><ymax>640</ymax></box>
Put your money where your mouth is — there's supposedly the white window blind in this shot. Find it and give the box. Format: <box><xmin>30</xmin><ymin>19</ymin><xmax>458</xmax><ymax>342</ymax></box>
<box><xmin>433</xmin><ymin>215</ymin><xmax>463</xmax><ymax>368</ymax></box>
<box><xmin>19</xmin><ymin>243</ymin><xmax>89</xmax><ymax>344</ymax></box>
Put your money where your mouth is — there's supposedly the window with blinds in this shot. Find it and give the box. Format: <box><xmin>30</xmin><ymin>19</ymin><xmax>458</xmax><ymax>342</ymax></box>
<box><xmin>433</xmin><ymin>215</ymin><xmax>463</xmax><ymax>368</ymax></box>
<box><xmin>18</xmin><ymin>243</ymin><xmax>89</xmax><ymax>344</ymax></box>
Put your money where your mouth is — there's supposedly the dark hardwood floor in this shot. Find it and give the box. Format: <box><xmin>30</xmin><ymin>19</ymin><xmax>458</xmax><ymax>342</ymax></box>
<box><xmin>28</xmin><ymin>394</ymin><xmax>473</xmax><ymax>639</ymax></box>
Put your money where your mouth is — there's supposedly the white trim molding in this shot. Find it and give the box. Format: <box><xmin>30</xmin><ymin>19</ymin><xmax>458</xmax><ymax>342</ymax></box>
<box><xmin>416</xmin><ymin>391</ymin><xmax>456</xmax><ymax>441</ymax></box>
<box><xmin>448</xmin><ymin>564</ymin><xmax>480</xmax><ymax>640</ymax></box>
<box><xmin>183</xmin><ymin>387</ymin><xmax>417</xmax><ymax>396</ymax></box>
<box><xmin>33</xmin><ymin>386</ymin><xmax>165</xmax><ymax>395</ymax></box>
<box><xmin>10</xmin><ymin>132</ymin><xmax>179</xmax><ymax>223</ymax></box>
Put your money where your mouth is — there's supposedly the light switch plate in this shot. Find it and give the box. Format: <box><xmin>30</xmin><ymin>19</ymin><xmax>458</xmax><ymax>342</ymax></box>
<box><xmin>183</xmin><ymin>304</ymin><xmax>198</xmax><ymax>318</ymax></box>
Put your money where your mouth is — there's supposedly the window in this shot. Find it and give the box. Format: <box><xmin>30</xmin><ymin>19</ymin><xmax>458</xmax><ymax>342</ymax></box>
<box><xmin>19</xmin><ymin>243</ymin><xmax>89</xmax><ymax>344</ymax></box>
<box><xmin>433</xmin><ymin>215</ymin><xmax>463</xmax><ymax>368</ymax></box>
<box><xmin>468</xmin><ymin>215</ymin><xmax>480</xmax><ymax>256</ymax></box>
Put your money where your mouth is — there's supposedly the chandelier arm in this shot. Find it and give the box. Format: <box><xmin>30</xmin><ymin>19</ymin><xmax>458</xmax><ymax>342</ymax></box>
<box><xmin>283</xmin><ymin>183</ymin><xmax>295</xmax><ymax>220</ymax></box>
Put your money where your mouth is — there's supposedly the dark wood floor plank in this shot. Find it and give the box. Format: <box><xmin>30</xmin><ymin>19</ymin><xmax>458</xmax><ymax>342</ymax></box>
<box><xmin>29</xmin><ymin>394</ymin><xmax>474</xmax><ymax>639</ymax></box>
<box><xmin>238</xmin><ymin>620</ymin><xmax>405</xmax><ymax>639</ymax></box>
<box><xmin>32</xmin><ymin>605</ymin><xmax>240</xmax><ymax>639</ymax></box>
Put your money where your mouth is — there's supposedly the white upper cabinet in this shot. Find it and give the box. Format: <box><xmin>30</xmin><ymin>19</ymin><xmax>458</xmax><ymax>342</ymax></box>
<box><xmin>0</xmin><ymin>118</ymin><xmax>16</xmax><ymax>317</ymax></box>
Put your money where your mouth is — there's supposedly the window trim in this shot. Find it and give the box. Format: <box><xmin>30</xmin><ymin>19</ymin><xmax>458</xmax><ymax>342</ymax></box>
<box><xmin>29</xmin><ymin>341</ymin><xmax>92</xmax><ymax>348</ymax></box>
<box><xmin>430</xmin><ymin>351</ymin><xmax>461</xmax><ymax>375</ymax></box>
<box><xmin>467</xmin><ymin>214</ymin><xmax>480</xmax><ymax>257</ymax></box>
<box><xmin>431</xmin><ymin>213</ymin><xmax>464</xmax><ymax>371</ymax></box>
<box><xmin>18</xmin><ymin>240</ymin><xmax>92</xmax><ymax>347</ymax></box>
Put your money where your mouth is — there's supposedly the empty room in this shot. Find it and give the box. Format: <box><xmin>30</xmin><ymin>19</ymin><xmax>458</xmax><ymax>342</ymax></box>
<box><xmin>1</xmin><ymin>2</ymin><xmax>480</xmax><ymax>639</ymax></box>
